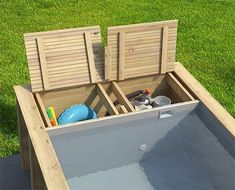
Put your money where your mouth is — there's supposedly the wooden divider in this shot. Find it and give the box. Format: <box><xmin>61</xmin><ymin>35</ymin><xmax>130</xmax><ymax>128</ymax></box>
<box><xmin>34</xmin><ymin>93</ymin><xmax>52</xmax><ymax>128</ymax></box>
<box><xmin>96</xmin><ymin>83</ymin><xmax>119</xmax><ymax>115</ymax></box>
<box><xmin>166</xmin><ymin>73</ymin><xmax>195</xmax><ymax>101</ymax></box>
<box><xmin>111</xmin><ymin>81</ymin><xmax>135</xmax><ymax>112</ymax></box>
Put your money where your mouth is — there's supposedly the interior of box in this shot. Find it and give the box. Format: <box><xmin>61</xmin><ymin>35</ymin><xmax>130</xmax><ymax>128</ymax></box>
<box><xmin>35</xmin><ymin>72</ymin><xmax>195</xmax><ymax>128</ymax></box>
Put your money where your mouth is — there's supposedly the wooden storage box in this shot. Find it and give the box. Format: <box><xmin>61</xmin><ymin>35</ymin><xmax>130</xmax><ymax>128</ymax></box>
<box><xmin>14</xmin><ymin>20</ymin><xmax>235</xmax><ymax>190</ymax></box>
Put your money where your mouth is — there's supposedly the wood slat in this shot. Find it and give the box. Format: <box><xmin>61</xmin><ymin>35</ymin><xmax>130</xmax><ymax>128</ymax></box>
<box><xmin>96</xmin><ymin>83</ymin><xmax>119</xmax><ymax>115</ymax></box>
<box><xmin>107</xmin><ymin>20</ymin><xmax>178</xmax><ymax>81</ymax></box>
<box><xmin>24</xmin><ymin>26</ymin><xmax>104</xmax><ymax>92</ymax></box>
<box><xmin>160</xmin><ymin>26</ymin><xmax>168</xmax><ymax>73</ymax></box>
<box><xmin>84</xmin><ymin>32</ymin><xmax>97</xmax><ymax>83</ymax></box>
<box><xmin>119</xmin><ymin>31</ymin><xmax>125</xmax><ymax>80</ymax></box>
<box><xmin>166</xmin><ymin>73</ymin><xmax>195</xmax><ymax>101</ymax></box>
<box><xmin>105</xmin><ymin>46</ymin><xmax>111</xmax><ymax>80</ymax></box>
<box><xmin>112</xmin><ymin>82</ymin><xmax>135</xmax><ymax>112</ymax></box>
<box><xmin>36</xmin><ymin>38</ymin><xmax>50</xmax><ymax>90</ymax></box>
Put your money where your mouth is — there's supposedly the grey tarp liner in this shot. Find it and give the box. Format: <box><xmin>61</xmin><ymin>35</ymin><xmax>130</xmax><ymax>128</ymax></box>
<box><xmin>49</xmin><ymin>102</ymin><xmax>235</xmax><ymax>190</ymax></box>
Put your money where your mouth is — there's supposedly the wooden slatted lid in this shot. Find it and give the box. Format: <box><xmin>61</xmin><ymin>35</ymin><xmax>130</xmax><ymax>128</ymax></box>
<box><xmin>105</xmin><ymin>20</ymin><xmax>178</xmax><ymax>81</ymax></box>
<box><xmin>24</xmin><ymin>26</ymin><xmax>104</xmax><ymax>92</ymax></box>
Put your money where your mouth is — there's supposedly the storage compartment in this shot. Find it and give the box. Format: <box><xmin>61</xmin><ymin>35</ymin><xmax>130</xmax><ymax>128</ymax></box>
<box><xmin>35</xmin><ymin>72</ymin><xmax>195</xmax><ymax>127</ymax></box>
<box><xmin>47</xmin><ymin>102</ymin><xmax>235</xmax><ymax>190</ymax></box>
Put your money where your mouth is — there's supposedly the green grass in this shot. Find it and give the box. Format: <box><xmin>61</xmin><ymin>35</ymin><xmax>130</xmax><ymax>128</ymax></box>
<box><xmin>0</xmin><ymin>0</ymin><xmax>234</xmax><ymax>157</ymax></box>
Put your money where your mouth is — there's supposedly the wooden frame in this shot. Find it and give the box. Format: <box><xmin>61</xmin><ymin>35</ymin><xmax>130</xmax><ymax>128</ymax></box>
<box><xmin>15</xmin><ymin>20</ymin><xmax>234</xmax><ymax>190</ymax></box>
<box><xmin>15</xmin><ymin>62</ymin><xmax>235</xmax><ymax>190</ymax></box>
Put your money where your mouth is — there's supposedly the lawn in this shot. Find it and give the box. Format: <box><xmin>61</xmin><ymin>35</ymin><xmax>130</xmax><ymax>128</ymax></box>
<box><xmin>0</xmin><ymin>0</ymin><xmax>234</xmax><ymax>157</ymax></box>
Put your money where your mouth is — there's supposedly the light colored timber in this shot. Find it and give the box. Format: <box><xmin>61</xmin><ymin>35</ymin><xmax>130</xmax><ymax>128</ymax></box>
<box><xmin>105</xmin><ymin>46</ymin><xmax>111</xmax><ymax>80</ymax></box>
<box><xmin>14</xmin><ymin>85</ymin><xmax>69</xmax><ymax>189</ymax></box>
<box><xmin>120</xmin><ymin>105</ymin><xmax>128</xmax><ymax>114</ymax></box>
<box><xmin>119</xmin><ymin>31</ymin><xmax>125</xmax><ymax>80</ymax></box>
<box><xmin>84</xmin><ymin>32</ymin><xmax>97</xmax><ymax>83</ymax></box>
<box><xmin>166</xmin><ymin>73</ymin><xmax>195</xmax><ymax>101</ymax></box>
<box><xmin>174</xmin><ymin>62</ymin><xmax>235</xmax><ymax>136</ymax></box>
<box><xmin>17</xmin><ymin>101</ymin><xmax>30</xmax><ymax>171</ymax></box>
<box><xmin>29</xmin><ymin>138</ymin><xmax>46</xmax><ymax>190</ymax></box>
<box><xmin>96</xmin><ymin>83</ymin><xmax>119</xmax><ymax>115</ymax></box>
<box><xmin>107</xmin><ymin>20</ymin><xmax>178</xmax><ymax>34</ymax></box>
<box><xmin>107</xmin><ymin>20</ymin><xmax>177</xmax><ymax>81</ymax></box>
<box><xmin>36</xmin><ymin>37</ymin><xmax>50</xmax><ymax>90</ymax></box>
<box><xmin>24</xmin><ymin>26</ymin><xmax>104</xmax><ymax>92</ymax></box>
<box><xmin>160</xmin><ymin>26</ymin><xmax>168</xmax><ymax>73</ymax></box>
<box><xmin>112</xmin><ymin>81</ymin><xmax>135</xmax><ymax>112</ymax></box>
<box><xmin>34</xmin><ymin>93</ymin><xmax>52</xmax><ymax>128</ymax></box>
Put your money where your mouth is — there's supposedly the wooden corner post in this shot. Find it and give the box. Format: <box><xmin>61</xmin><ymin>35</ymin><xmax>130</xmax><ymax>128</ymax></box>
<box><xmin>14</xmin><ymin>85</ymin><xmax>69</xmax><ymax>190</ymax></box>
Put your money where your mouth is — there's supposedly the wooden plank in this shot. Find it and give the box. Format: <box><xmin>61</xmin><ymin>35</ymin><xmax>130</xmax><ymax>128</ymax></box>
<box><xmin>14</xmin><ymin>85</ymin><xmax>69</xmax><ymax>190</ymax></box>
<box><xmin>174</xmin><ymin>62</ymin><xmax>235</xmax><ymax>136</ymax></box>
<box><xmin>160</xmin><ymin>26</ymin><xmax>168</xmax><ymax>73</ymax></box>
<box><xmin>112</xmin><ymin>81</ymin><xmax>135</xmax><ymax>112</ymax></box>
<box><xmin>29</xmin><ymin>138</ymin><xmax>46</xmax><ymax>190</ymax></box>
<box><xmin>84</xmin><ymin>32</ymin><xmax>97</xmax><ymax>83</ymax></box>
<box><xmin>120</xmin><ymin>105</ymin><xmax>128</xmax><ymax>114</ymax></box>
<box><xmin>166</xmin><ymin>73</ymin><xmax>195</xmax><ymax>101</ymax></box>
<box><xmin>96</xmin><ymin>83</ymin><xmax>119</xmax><ymax>115</ymax></box>
<box><xmin>108</xmin><ymin>20</ymin><xmax>178</xmax><ymax>34</ymax></box>
<box><xmin>17</xmin><ymin>101</ymin><xmax>30</xmax><ymax>171</ymax></box>
<box><xmin>105</xmin><ymin>46</ymin><xmax>111</xmax><ymax>80</ymax></box>
<box><xmin>37</xmin><ymin>37</ymin><xmax>50</xmax><ymax>90</ymax></box>
<box><xmin>34</xmin><ymin>93</ymin><xmax>52</xmax><ymax>128</ymax></box>
<box><xmin>118</xmin><ymin>31</ymin><xmax>125</xmax><ymax>80</ymax></box>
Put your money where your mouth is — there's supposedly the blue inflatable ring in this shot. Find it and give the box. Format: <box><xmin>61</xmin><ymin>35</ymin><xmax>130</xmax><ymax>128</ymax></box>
<box><xmin>58</xmin><ymin>104</ymin><xmax>97</xmax><ymax>125</ymax></box>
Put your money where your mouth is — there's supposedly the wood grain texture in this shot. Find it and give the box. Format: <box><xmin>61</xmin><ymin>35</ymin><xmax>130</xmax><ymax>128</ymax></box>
<box><xmin>120</xmin><ymin>105</ymin><xmax>128</xmax><ymax>114</ymax></box>
<box><xmin>34</xmin><ymin>93</ymin><xmax>52</xmax><ymax>128</ymax></box>
<box><xmin>107</xmin><ymin>20</ymin><xmax>178</xmax><ymax>80</ymax></box>
<box><xmin>118</xmin><ymin>31</ymin><xmax>125</xmax><ymax>80</ymax></box>
<box><xmin>166</xmin><ymin>73</ymin><xmax>195</xmax><ymax>101</ymax></box>
<box><xmin>17</xmin><ymin>101</ymin><xmax>30</xmax><ymax>171</ymax></box>
<box><xmin>14</xmin><ymin>85</ymin><xmax>69</xmax><ymax>190</ymax></box>
<box><xmin>160</xmin><ymin>26</ymin><xmax>168</xmax><ymax>73</ymax></box>
<box><xmin>112</xmin><ymin>81</ymin><xmax>135</xmax><ymax>112</ymax></box>
<box><xmin>24</xmin><ymin>26</ymin><xmax>104</xmax><ymax>92</ymax></box>
<box><xmin>105</xmin><ymin>46</ymin><xmax>111</xmax><ymax>80</ymax></box>
<box><xmin>84</xmin><ymin>32</ymin><xmax>97</xmax><ymax>83</ymax></box>
<box><xmin>174</xmin><ymin>62</ymin><xmax>235</xmax><ymax>136</ymax></box>
<box><xmin>29</xmin><ymin>138</ymin><xmax>46</xmax><ymax>190</ymax></box>
<box><xmin>36</xmin><ymin>37</ymin><xmax>50</xmax><ymax>90</ymax></box>
<box><xmin>96</xmin><ymin>83</ymin><xmax>119</xmax><ymax>115</ymax></box>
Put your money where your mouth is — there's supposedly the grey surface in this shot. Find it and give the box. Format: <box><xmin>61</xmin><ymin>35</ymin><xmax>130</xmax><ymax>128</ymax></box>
<box><xmin>50</xmin><ymin>103</ymin><xmax>235</xmax><ymax>190</ymax></box>
<box><xmin>0</xmin><ymin>154</ymin><xmax>30</xmax><ymax>190</ymax></box>
<box><xmin>50</xmin><ymin>105</ymin><xmax>194</xmax><ymax>178</ymax></box>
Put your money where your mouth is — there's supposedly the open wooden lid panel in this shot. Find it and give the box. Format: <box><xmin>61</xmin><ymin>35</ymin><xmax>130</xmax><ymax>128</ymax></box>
<box><xmin>24</xmin><ymin>26</ymin><xmax>104</xmax><ymax>92</ymax></box>
<box><xmin>105</xmin><ymin>20</ymin><xmax>178</xmax><ymax>80</ymax></box>
<box><xmin>24</xmin><ymin>20</ymin><xmax>178</xmax><ymax>92</ymax></box>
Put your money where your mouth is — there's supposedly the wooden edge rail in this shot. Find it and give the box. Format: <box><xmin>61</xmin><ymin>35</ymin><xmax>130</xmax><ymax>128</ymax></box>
<box><xmin>174</xmin><ymin>62</ymin><xmax>235</xmax><ymax>136</ymax></box>
<box><xmin>34</xmin><ymin>93</ymin><xmax>52</xmax><ymax>128</ymax></box>
<box><xmin>166</xmin><ymin>73</ymin><xmax>195</xmax><ymax>101</ymax></box>
<box><xmin>14</xmin><ymin>85</ymin><xmax>69</xmax><ymax>190</ymax></box>
<box><xmin>96</xmin><ymin>83</ymin><xmax>119</xmax><ymax>115</ymax></box>
<box><xmin>111</xmin><ymin>81</ymin><xmax>135</xmax><ymax>112</ymax></box>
